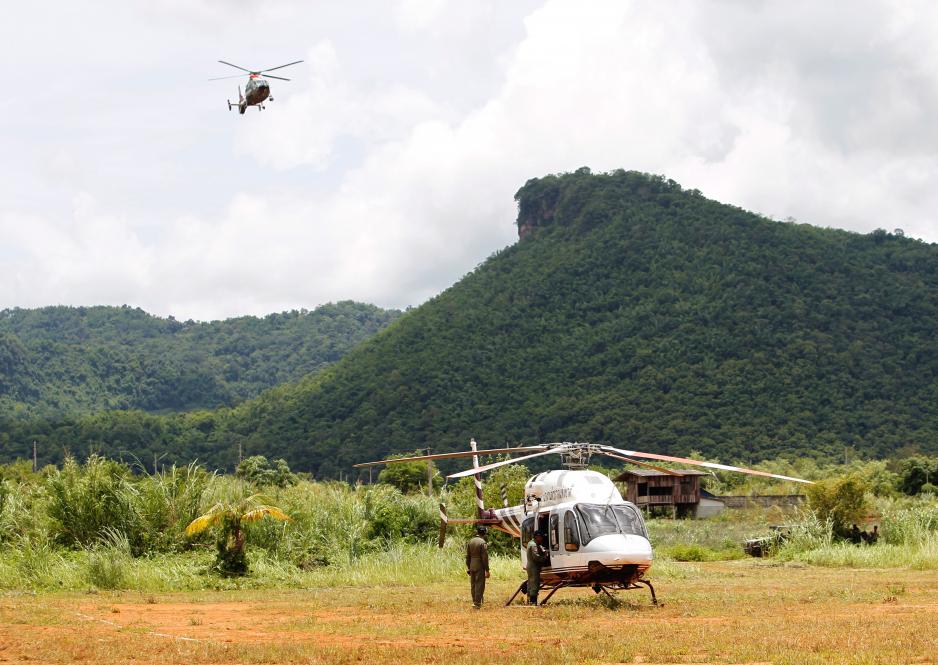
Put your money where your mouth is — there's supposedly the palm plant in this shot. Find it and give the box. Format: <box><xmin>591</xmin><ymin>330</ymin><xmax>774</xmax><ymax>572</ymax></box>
<box><xmin>186</xmin><ymin>495</ymin><xmax>290</xmax><ymax>575</ymax></box>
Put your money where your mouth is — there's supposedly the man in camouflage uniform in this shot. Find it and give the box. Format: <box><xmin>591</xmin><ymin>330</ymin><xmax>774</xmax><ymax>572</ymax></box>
<box><xmin>466</xmin><ymin>526</ymin><xmax>490</xmax><ymax>608</ymax></box>
<box><xmin>526</xmin><ymin>532</ymin><xmax>549</xmax><ymax>605</ymax></box>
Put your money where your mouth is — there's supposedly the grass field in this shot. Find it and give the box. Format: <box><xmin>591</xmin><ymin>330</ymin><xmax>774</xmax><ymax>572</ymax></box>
<box><xmin>3</xmin><ymin>560</ymin><xmax>937</xmax><ymax>665</ymax></box>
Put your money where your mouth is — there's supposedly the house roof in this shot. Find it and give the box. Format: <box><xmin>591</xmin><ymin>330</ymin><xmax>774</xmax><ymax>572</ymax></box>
<box><xmin>613</xmin><ymin>469</ymin><xmax>710</xmax><ymax>481</ymax></box>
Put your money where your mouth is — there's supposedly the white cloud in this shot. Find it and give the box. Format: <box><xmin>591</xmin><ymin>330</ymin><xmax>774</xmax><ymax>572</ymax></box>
<box><xmin>234</xmin><ymin>41</ymin><xmax>446</xmax><ymax>170</ymax></box>
<box><xmin>2</xmin><ymin>0</ymin><xmax>937</xmax><ymax>320</ymax></box>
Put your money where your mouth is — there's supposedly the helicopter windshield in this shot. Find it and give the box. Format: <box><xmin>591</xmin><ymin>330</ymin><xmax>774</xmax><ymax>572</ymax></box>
<box><xmin>575</xmin><ymin>503</ymin><xmax>647</xmax><ymax>545</ymax></box>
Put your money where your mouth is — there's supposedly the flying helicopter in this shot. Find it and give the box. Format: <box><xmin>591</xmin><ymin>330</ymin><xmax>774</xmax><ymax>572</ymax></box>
<box><xmin>209</xmin><ymin>59</ymin><xmax>303</xmax><ymax>114</ymax></box>
<box><xmin>355</xmin><ymin>440</ymin><xmax>812</xmax><ymax>606</ymax></box>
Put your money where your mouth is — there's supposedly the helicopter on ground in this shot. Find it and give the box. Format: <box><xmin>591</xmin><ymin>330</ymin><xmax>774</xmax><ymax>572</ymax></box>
<box><xmin>355</xmin><ymin>440</ymin><xmax>812</xmax><ymax>606</ymax></box>
<box><xmin>209</xmin><ymin>60</ymin><xmax>303</xmax><ymax>114</ymax></box>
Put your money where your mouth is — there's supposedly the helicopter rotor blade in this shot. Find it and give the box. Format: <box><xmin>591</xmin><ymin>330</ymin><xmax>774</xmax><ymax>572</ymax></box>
<box><xmin>353</xmin><ymin>446</ymin><xmax>546</xmax><ymax>468</ymax></box>
<box><xmin>598</xmin><ymin>450</ymin><xmax>684</xmax><ymax>475</ymax></box>
<box><xmin>599</xmin><ymin>446</ymin><xmax>813</xmax><ymax>484</ymax></box>
<box><xmin>260</xmin><ymin>59</ymin><xmax>304</xmax><ymax>73</ymax></box>
<box><xmin>262</xmin><ymin>74</ymin><xmax>291</xmax><ymax>81</ymax></box>
<box><xmin>208</xmin><ymin>74</ymin><xmax>249</xmax><ymax>81</ymax></box>
<box><xmin>218</xmin><ymin>60</ymin><xmax>254</xmax><ymax>73</ymax></box>
<box><xmin>446</xmin><ymin>445</ymin><xmax>573</xmax><ymax>480</ymax></box>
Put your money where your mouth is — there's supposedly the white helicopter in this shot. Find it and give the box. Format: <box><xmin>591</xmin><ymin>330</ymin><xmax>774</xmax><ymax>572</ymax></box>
<box><xmin>356</xmin><ymin>440</ymin><xmax>812</xmax><ymax>605</ymax></box>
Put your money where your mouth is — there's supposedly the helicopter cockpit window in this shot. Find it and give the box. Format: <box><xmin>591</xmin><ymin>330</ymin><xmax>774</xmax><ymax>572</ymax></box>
<box><xmin>563</xmin><ymin>510</ymin><xmax>580</xmax><ymax>551</ymax></box>
<box><xmin>612</xmin><ymin>504</ymin><xmax>647</xmax><ymax>538</ymax></box>
<box><xmin>575</xmin><ymin>503</ymin><xmax>647</xmax><ymax>545</ymax></box>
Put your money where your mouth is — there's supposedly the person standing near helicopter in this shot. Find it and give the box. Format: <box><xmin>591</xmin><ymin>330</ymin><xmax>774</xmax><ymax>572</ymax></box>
<box><xmin>466</xmin><ymin>526</ymin><xmax>490</xmax><ymax>608</ymax></box>
<box><xmin>526</xmin><ymin>532</ymin><xmax>549</xmax><ymax>605</ymax></box>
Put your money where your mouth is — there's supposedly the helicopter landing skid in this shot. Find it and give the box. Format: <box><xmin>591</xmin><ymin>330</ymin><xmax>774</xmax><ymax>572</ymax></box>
<box><xmin>504</xmin><ymin>578</ymin><xmax>658</xmax><ymax>607</ymax></box>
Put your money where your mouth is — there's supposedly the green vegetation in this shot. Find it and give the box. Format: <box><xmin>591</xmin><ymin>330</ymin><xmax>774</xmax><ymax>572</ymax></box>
<box><xmin>186</xmin><ymin>494</ymin><xmax>291</xmax><ymax>575</ymax></box>
<box><xmin>0</xmin><ymin>301</ymin><xmax>400</xmax><ymax>419</ymax></box>
<box><xmin>3</xmin><ymin>454</ymin><xmax>938</xmax><ymax>594</ymax></box>
<box><xmin>777</xmin><ymin>498</ymin><xmax>938</xmax><ymax>569</ymax></box>
<box><xmin>235</xmin><ymin>455</ymin><xmax>297</xmax><ymax>488</ymax></box>
<box><xmin>375</xmin><ymin>451</ymin><xmax>442</xmax><ymax>495</ymax></box>
<box><xmin>0</xmin><ymin>456</ymin><xmax>445</xmax><ymax>590</ymax></box>
<box><xmin>805</xmin><ymin>473</ymin><xmax>870</xmax><ymax>535</ymax></box>
<box><xmin>3</xmin><ymin>169</ymin><xmax>938</xmax><ymax>476</ymax></box>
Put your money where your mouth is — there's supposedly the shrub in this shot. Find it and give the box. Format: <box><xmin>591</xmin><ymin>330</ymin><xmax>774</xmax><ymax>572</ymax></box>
<box><xmin>377</xmin><ymin>452</ymin><xmax>441</xmax><ymax>495</ymax></box>
<box><xmin>235</xmin><ymin>456</ymin><xmax>297</xmax><ymax>488</ymax></box>
<box><xmin>898</xmin><ymin>457</ymin><xmax>938</xmax><ymax>495</ymax></box>
<box><xmin>363</xmin><ymin>484</ymin><xmax>437</xmax><ymax>543</ymax></box>
<box><xmin>45</xmin><ymin>456</ymin><xmax>146</xmax><ymax>553</ymax></box>
<box><xmin>806</xmin><ymin>474</ymin><xmax>869</xmax><ymax>536</ymax></box>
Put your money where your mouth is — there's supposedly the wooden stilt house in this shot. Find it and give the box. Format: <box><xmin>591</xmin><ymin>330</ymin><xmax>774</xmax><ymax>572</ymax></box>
<box><xmin>614</xmin><ymin>469</ymin><xmax>710</xmax><ymax>518</ymax></box>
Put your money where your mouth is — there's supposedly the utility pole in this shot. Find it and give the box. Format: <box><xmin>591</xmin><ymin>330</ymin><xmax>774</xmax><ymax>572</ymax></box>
<box><xmin>238</xmin><ymin>442</ymin><xmax>243</xmax><ymax>464</ymax></box>
<box><xmin>33</xmin><ymin>441</ymin><xmax>37</xmax><ymax>473</ymax></box>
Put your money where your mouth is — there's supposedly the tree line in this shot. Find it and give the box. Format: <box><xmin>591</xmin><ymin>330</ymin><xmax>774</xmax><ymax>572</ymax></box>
<box><xmin>3</xmin><ymin>170</ymin><xmax>938</xmax><ymax>475</ymax></box>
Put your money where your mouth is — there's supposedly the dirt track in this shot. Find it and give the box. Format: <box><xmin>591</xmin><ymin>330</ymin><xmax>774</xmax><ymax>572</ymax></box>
<box><xmin>2</xmin><ymin>562</ymin><xmax>937</xmax><ymax>664</ymax></box>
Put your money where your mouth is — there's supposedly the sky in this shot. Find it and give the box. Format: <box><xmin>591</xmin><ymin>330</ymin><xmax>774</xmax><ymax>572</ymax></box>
<box><xmin>2</xmin><ymin>0</ymin><xmax>937</xmax><ymax>321</ymax></box>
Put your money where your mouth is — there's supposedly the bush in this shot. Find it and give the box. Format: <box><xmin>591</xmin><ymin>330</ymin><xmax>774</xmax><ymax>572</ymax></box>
<box><xmin>806</xmin><ymin>474</ymin><xmax>869</xmax><ymax>536</ymax></box>
<box><xmin>45</xmin><ymin>456</ymin><xmax>145</xmax><ymax>553</ymax></box>
<box><xmin>898</xmin><ymin>457</ymin><xmax>938</xmax><ymax>495</ymax></box>
<box><xmin>376</xmin><ymin>452</ymin><xmax>441</xmax><ymax>495</ymax></box>
<box><xmin>363</xmin><ymin>484</ymin><xmax>438</xmax><ymax>543</ymax></box>
<box><xmin>236</xmin><ymin>456</ymin><xmax>297</xmax><ymax>488</ymax></box>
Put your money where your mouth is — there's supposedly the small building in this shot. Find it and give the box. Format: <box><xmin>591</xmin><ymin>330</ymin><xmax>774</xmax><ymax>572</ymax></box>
<box><xmin>614</xmin><ymin>469</ymin><xmax>722</xmax><ymax>518</ymax></box>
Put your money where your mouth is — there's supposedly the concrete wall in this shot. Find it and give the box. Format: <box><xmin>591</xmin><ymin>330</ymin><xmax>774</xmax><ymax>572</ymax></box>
<box><xmin>695</xmin><ymin>497</ymin><xmax>726</xmax><ymax>518</ymax></box>
<box><xmin>716</xmin><ymin>495</ymin><xmax>805</xmax><ymax>509</ymax></box>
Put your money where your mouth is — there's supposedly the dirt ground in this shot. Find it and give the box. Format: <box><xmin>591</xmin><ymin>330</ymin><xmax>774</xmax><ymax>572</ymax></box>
<box><xmin>2</xmin><ymin>562</ymin><xmax>937</xmax><ymax>664</ymax></box>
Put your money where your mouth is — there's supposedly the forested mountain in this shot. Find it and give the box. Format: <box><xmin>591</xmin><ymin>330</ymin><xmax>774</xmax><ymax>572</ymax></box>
<box><xmin>3</xmin><ymin>170</ymin><xmax>938</xmax><ymax>474</ymax></box>
<box><xmin>0</xmin><ymin>302</ymin><xmax>400</xmax><ymax>418</ymax></box>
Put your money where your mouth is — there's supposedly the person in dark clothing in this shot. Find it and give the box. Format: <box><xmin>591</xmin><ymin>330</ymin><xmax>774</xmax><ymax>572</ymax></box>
<box><xmin>466</xmin><ymin>526</ymin><xmax>490</xmax><ymax>608</ymax></box>
<box><xmin>849</xmin><ymin>524</ymin><xmax>862</xmax><ymax>544</ymax></box>
<box><xmin>526</xmin><ymin>532</ymin><xmax>549</xmax><ymax>605</ymax></box>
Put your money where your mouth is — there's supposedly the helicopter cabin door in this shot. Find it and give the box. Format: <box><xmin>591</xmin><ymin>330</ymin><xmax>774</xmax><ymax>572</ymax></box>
<box><xmin>521</xmin><ymin>514</ymin><xmax>552</xmax><ymax>569</ymax></box>
<box><xmin>550</xmin><ymin>508</ymin><xmax>581</xmax><ymax>566</ymax></box>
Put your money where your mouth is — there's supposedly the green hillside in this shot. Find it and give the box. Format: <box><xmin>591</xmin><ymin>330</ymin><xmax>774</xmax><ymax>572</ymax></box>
<box><xmin>4</xmin><ymin>170</ymin><xmax>938</xmax><ymax>473</ymax></box>
<box><xmin>0</xmin><ymin>302</ymin><xmax>400</xmax><ymax>418</ymax></box>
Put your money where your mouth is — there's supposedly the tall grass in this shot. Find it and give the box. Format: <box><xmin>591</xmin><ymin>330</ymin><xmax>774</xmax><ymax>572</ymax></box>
<box><xmin>0</xmin><ymin>457</ymin><xmax>446</xmax><ymax>591</ymax></box>
<box><xmin>4</xmin><ymin>456</ymin><xmax>938</xmax><ymax>593</ymax></box>
<box><xmin>776</xmin><ymin>497</ymin><xmax>938</xmax><ymax>568</ymax></box>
